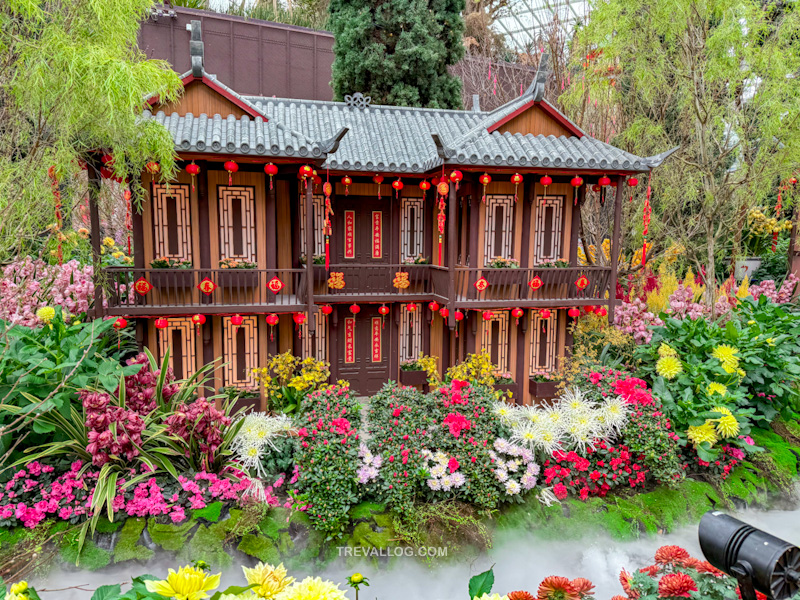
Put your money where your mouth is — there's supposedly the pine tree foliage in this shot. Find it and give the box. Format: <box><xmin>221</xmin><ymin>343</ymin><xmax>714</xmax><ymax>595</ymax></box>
<box><xmin>0</xmin><ymin>0</ymin><xmax>182</xmax><ymax>261</ymax></box>
<box><xmin>329</xmin><ymin>0</ymin><xmax>466</xmax><ymax>109</ymax></box>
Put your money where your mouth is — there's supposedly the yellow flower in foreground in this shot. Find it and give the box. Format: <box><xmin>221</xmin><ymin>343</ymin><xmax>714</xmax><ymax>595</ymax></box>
<box><xmin>349</xmin><ymin>573</ymin><xmax>364</xmax><ymax>584</ymax></box>
<box><xmin>711</xmin><ymin>344</ymin><xmax>739</xmax><ymax>369</ymax></box>
<box><xmin>658</xmin><ymin>343</ymin><xmax>677</xmax><ymax>358</ymax></box>
<box><xmin>687</xmin><ymin>423</ymin><xmax>718</xmax><ymax>447</ymax></box>
<box><xmin>707</xmin><ymin>383</ymin><xmax>727</xmax><ymax>397</ymax></box>
<box><xmin>9</xmin><ymin>582</ymin><xmax>28</xmax><ymax>594</ymax></box>
<box><xmin>243</xmin><ymin>562</ymin><xmax>295</xmax><ymax>598</ymax></box>
<box><xmin>102</xmin><ymin>236</ymin><xmax>115</xmax><ymax>247</ymax></box>
<box><xmin>112</xmin><ymin>251</ymin><xmax>124</xmax><ymax>259</ymax></box>
<box><xmin>36</xmin><ymin>306</ymin><xmax>56</xmax><ymax>324</ymax></box>
<box><xmin>145</xmin><ymin>565</ymin><xmax>221</xmax><ymax>600</ymax></box>
<box><xmin>712</xmin><ymin>407</ymin><xmax>740</xmax><ymax>438</ymax></box>
<box><xmin>275</xmin><ymin>577</ymin><xmax>347</xmax><ymax>600</ymax></box>
<box><xmin>656</xmin><ymin>356</ymin><xmax>683</xmax><ymax>380</ymax></box>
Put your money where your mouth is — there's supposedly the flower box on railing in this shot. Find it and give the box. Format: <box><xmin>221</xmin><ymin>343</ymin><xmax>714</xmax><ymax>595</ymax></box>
<box><xmin>150</xmin><ymin>269</ymin><xmax>194</xmax><ymax>289</ymax></box>
<box><xmin>495</xmin><ymin>382</ymin><xmax>519</xmax><ymax>399</ymax></box>
<box><xmin>399</xmin><ymin>369</ymin><xmax>429</xmax><ymax>387</ymax></box>
<box><xmin>217</xmin><ymin>270</ymin><xmax>260</xmax><ymax>289</ymax></box>
<box><xmin>529</xmin><ymin>379</ymin><xmax>559</xmax><ymax>398</ymax></box>
<box><xmin>483</xmin><ymin>268</ymin><xmax>527</xmax><ymax>286</ymax></box>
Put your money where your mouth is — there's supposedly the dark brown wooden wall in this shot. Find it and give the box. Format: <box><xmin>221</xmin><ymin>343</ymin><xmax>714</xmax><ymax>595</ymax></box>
<box><xmin>139</xmin><ymin>5</ymin><xmax>334</xmax><ymax>100</ymax></box>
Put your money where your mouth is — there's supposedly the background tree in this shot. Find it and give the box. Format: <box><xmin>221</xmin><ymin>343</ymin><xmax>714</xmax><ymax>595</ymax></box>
<box><xmin>0</xmin><ymin>0</ymin><xmax>182</xmax><ymax>262</ymax></box>
<box><xmin>561</xmin><ymin>0</ymin><xmax>800</xmax><ymax>311</ymax></box>
<box><xmin>329</xmin><ymin>0</ymin><xmax>466</xmax><ymax>108</ymax></box>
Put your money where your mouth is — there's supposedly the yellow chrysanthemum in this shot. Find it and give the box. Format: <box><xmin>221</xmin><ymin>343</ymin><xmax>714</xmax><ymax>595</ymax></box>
<box><xmin>112</xmin><ymin>251</ymin><xmax>124</xmax><ymax>259</ymax></box>
<box><xmin>711</xmin><ymin>344</ymin><xmax>739</xmax><ymax>369</ymax></box>
<box><xmin>36</xmin><ymin>306</ymin><xmax>56</xmax><ymax>324</ymax></box>
<box><xmin>687</xmin><ymin>423</ymin><xmax>719</xmax><ymax>447</ymax></box>
<box><xmin>102</xmin><ymin>236</ymin><xmax>115</xmax><ymax>247</ymax></box>
<box><xmin>9</xmin><ymin>582</ymin><xmax>28</xmax><ymax>595</ymax></box>
<box><xmin>274</xmin><ymin>577</ymin><xmax>347</xmax><ymax>600</ymax></box>
<box><xmin>658</xmin><ymin>343</ymin><xmax>678</xmax><ymax>358</ymax></box>
<box><xmin>243</xmin><ymin>562</ymin><xmax>295</xmax><ymax>598</ymax></box>
<box><xmin>656</xmin><ymin>356</ymin><xmax>683</xmax><ymax>380</ymax></box>
<box><xmin>145</xmin><ymin>565</ymin><xmax>221</xmax><ymax>600</ymax></box>
<box><xmin>707</xmin><ymin>383</ymin><xmax>727</xmax><ymax>397</ymax></box>
<box><xmin>712</xmin><ymin>407</ymin><xmax>740</xmax><ymax>438</ymax></box>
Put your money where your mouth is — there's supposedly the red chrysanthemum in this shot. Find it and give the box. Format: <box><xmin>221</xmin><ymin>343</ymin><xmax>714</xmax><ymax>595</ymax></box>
<box><xmin>655</xmin><ymin>545</ymin><xmax>691</xmax><ymax>566</ymax></box>
<box><xmin>570</xmin><ymin>578</ymin><xmax>595</xmax><ymax>597</ymax></box>
<box><xmin>537</xmin><ymin>576</ymin><xmax>579</xmax><ymax>600</ymax></box>
<box><xmin>619</xmin><ymin>570</ymin><xmax>640</xmax><ymax>600</ymax></box>
<box><xmin>508</xmin><ymin>591</ymin><xmax>536</xmax><ymax>600</ymax></box>
<box><xmin>657</xmin><ymin>572</ymin><xmax>697</xmax><ymax>598</ymax></box>
<box><xmin>639</xmin><ymin>564</ymin><xmax>661</xmax><ymax>577</ymax></box>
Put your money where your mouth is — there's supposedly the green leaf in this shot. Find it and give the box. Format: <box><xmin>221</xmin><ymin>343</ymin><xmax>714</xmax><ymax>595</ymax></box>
<box><xmin>468</xmin><ymin>567</ymin><xmax>494</xmax><ymax>600</ymax></box>
<box><xmin>192</xmin><ymin>501</ymin><xmax>223</xmax><ymax>522</ymax></box>
<box><xmin>32</xmin><ymin>420</ymin><xmax>56</xmax><ymax>433</ymax></box>
<box><xmin>90</xmin><ymin>584</ymin><xmax>122</xmax><ymax>600</ymax></box>
<box><xmin>209</xmin><ymin>584</ymin><xmax>257</xmax><ymax>600</ymax></box>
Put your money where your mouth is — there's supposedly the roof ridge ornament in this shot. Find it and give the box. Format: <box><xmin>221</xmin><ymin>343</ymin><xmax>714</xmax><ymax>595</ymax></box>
<box><xmin>189</xmin><ymin>20</ymin><xmax>204</xmax><ymax>78</ymax></box>
<box><xmin>524</xmin><ymin>52</ymin><xmax>550</xmax><ymax>100</ymax></box>
<box><xmin>344</xmin><ymin>93</ymin><xmax>371</xmax><ymax>109</ymax></box>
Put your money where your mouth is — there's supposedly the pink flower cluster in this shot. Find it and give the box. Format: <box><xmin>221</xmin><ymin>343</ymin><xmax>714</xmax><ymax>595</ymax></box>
<box><xmin>0</xmin><ymin>258</ymin><xmax>97</xmax><ymax>326</ymax></box>
<box><xmin>749</xmin><ymin>274</ymin><xmax>799</xmax><ymax>303</ymax></box>
<box><xmin>587</xmin><ymin>368</ymin><xmax>656</xmax><ymax>406</ymax></box>
<box><xmin>165</xmin><ymin>398</ymin><xmax>231</xmax><ymax>466</ymax></box>
<box><xmin>122</xmin><ymin>352</ymin><xmax>179</xmax><ymax>413</ymax></box>
<box><xmin>0</xmin><ymin>461</ymin><xmax>254</xmax><ymax>529</ymax></box>
<box><xmin>442</xmin><ymin>412</ymin><xmax>473</xmax><ymax>437</ymax></box>
<box><xmin>83</xmin><ymin>389</ymin><xmax>146</xmax><ymax>467</ymax></box>
<box><xmin>438</xmin><ymin>379</ymin><xmax>470</xmax><ymax>407</ymax></box>
<box><xmin>613</xmin><ymin>297</ymin><xmax>663</xmax><ymax>344</ymax></box>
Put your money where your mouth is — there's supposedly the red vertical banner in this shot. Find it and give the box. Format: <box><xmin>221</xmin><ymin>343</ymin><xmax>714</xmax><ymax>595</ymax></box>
<box><xmin>372</xmin><ymin>211</ymin><xmax>383</xmax><ymax>258</ymax></box>
<box><xmin>344</xmin><ymin>317</ymin><xmax>356</xmax><ymax>363</ymax></box>
<box><xmin>371</xmin><ymin>317</ymin><xmax>382</xmax><ymax>362</ymax></box>
<box><xmin>344</xmin><ymin>211</ymin><xmax>355</xmax><ymax>259</ymax></box>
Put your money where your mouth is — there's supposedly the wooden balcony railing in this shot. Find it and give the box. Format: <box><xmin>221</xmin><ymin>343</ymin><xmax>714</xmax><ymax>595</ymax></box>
<box><xmin>454</xmin><ymin>266</ymin><xmax>612</xmax><ymax>308</ymax></box>
<box><xmin>313</xmin><ymin>264</ymin><xmax>449</xmax><ymax>303</ymax></box>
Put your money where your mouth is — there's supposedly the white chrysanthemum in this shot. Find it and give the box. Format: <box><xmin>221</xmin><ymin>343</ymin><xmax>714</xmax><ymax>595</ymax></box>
<box><xmin>420</xmin><ymin>449</ymin><xmax>433</xmax><ymax>460</ymax></box>
<box><xmin>231</xmin><ymin>412</ymin><xmax>295</xmax><ymax>480</ymax></box>
<box><xmin>535</xmin><ymin>422</ymin><xmax>563</xmax><ymax>455</ymax></box>
<box><xmin>440</xmin><ymin>475</ymin><xmax>453</xmax><ymax>491</ymax></box>
<box><xmin>520</xmin><ymin>473</ymin><xmax>537</xmax><ymax>490</ymax></box>
<box><xmin>492</xmin><ymin>402</ymin><xmax>518</xmax><ymax>425</ymax></box>
<box><xmin>427</xmin><ymin>478</ymin><xmax>441</xmax><ymax>491</ymax></box>
<box><xmin>600</xmin><ymin>396</ymin><xmax>630</xmax><ymax>433</ymax></box>
<box><xmin>451</xmin><ymin>472</ymin><xmax>466</xmax><ymax>487</ymax></box>
<box><xmin>504</xmin><ymin>480</ymin><xmax>521</xmax><ymax>495</ymax></box>
<box><xmin>495</xmin><ymin>469</ymin><xmax>509</xmax><ymax>482</ymax></box>
<box><xmin>560</xmin><ymin>387</ymin><xmax>594</xmax><ymax>415</ymax></box>
<box><xmin>434</xmin><ymin>451</ymin><xmax>448</xmax><ymax>465</ymax></box>
<box><xmin>520</xmin><ymin>405</ymin><xmax>543</xmax><ymax>424</ymax></box>
<box><xmin>430</xmin><ymin>464</ymin><xmax>446</xmax><ymax>478</ymax></box>
<box><xmin>511</xmin><ymin>422</ymin><xmax>541</xmax><ymax>448</ymax></box>
<box><xmin>506</xmin><ymin>459</ymin><xmax>521</xmax><ymax>473</ymax></box>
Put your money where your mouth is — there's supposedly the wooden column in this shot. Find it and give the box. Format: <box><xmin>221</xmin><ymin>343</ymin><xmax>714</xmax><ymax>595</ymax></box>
<box><xmin>305</xmin><ymin>179</ymin><xmax>316</xmax><ymax>334</ymax></box>
<box><xmin>290</xmin><ymin>178</ymin><xmax>301</xmax><ymax>268</ymax></box>
<box><xmin>197</xmin><ymin>161</ymin><xmax>211</xmax><ymax>269</ymax></box>
<box><xmin>608</xmin><ymin>175</ymin><xmax>625</xmax><ymax>323</ymax></box>
<box><xmin>446</xmin><ymin>182</ymin><xmax>457</xmax><ymax>330</ymax></box>
<box><xmin>469</xmin><ymin>176</ymin><xmax>481</xmax><ymax>268</ymax></box>
<box><xmin>88</xmin><ymin>161</ymin><xmax>104</xmax><ymax>318</ymax></box>
<box><xmin>390</xmin><ymin>187</ymin><xmax>401</xmax><ymax>264</ymax></box>
<box><xmin>265</xmin><ymin>173</ymin><xmax>278</xmax><ymax>271</ymax></box>
<box><xmin>516</xmin><ymin>180</ymin><xmax>533</xmax><ymax>404</ymax></box>
<box><xmin>569</xmin><ymin>184</ymin><xmax>586</xmax><ymax>267</ymax></box>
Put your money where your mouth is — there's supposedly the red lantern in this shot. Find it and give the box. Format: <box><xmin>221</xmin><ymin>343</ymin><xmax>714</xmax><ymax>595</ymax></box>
<box><xmin>113</xmin><ymin>317</ymin><xmax>127</xmax><ymax>330</ymax></box>
<box><xmin>299</xmin><ymin>165</ymin><xmax>313</xmax><ymax>179</ymax></box>
<box><xmin>540</xmin><ymin>309</ymin><xmax>552</xmax><ymax>319</ymax></box>
<box><xmin>231</xmin><ymin>314</ymin><xmax>244</xmax><ymax>327</ymax></box>
<box><xmin>265</xmin><ymin>163</ymin><xmax>278</xmax><ymax>189</ymax></box>
<box><xmin>437</xmin><ymin>181</ymin><xmax>449</xmax><ymax>197</ymax></box>
<box><xmin>292</xmin><ymin>312</ymin><xmax>306</xmax><ymax>338</ymax></box>
<box><xmin>155</xmin><ymin>317</ymin><xmax>169</xmax><ymax>329</ymax></box>
<box><xmin>568</xmin><ymin>307</ymin><xmax>580</xmax><ymax>318</ymax></box>
<box><xmin>428</xmin><ymin>300</ymin><xmax>440</xmax><ymax>312</ymax></box>
<box><xmin>186</xmin><ymin>162</ymin><xmax>200</xmax><ymax>190</ymax></box>
<box><xmin>432</xmin><ymin>176</ymin><xmax>440</xmax><ymax>186</ymax></box>
<box><xmin>611</xmin><ymin>180</ymin><xmax>618</xmax><ymax>188</ymax></box>
<box><xmin>482</xmin><ymin>310</ymin><xmax>494</xmax><ymax>321</ymax></box>
<box><xmin>419</xmin><ymin>180</ymin><xmax>431</xmax><ymax>195</ymax></box>
<box><xmin>266</xmin><ymin>313</ymin><xmax>279</xmax><ymax>341</ymax></box>
<box><xmin>540</xmin><ymin>175</ymin><xmax>552</xmax><ymax>188</ymax></box>
<box><xmin>570</xmin><ymin>175</ymin><xmax>583</xmax><ymax>188</ymax></box>
<box><xmin>350</xmin><ymin>304</ymin><xmax>361</xmax><ymax>315</ymax></box>
<box><xmin>378</xmin><ymin>305</ymin><xmax>390</xmax><ymax>316</ymax></box>
<box><xmin>596</xmin><ymin>307</ymin><xmax>608</xmax><ymax>317</ymax></box>
<box><xmin>585</xmin><ymin>305</ymin><xmax>596</xmax><ymax>314</ymax></box>
<box><xmin>628</xmin><ymin>177</ymin><xmax>639</xmax><ymax>187</ymax></box>
<box><xmin>449</xmin><ymin>170</ymin><xmax>463</xmax><ymax>190</ymax></box>
<box><xmin>439</xmin><ymin>307</ymin><xmax>449</xmax><ymax>319</ymax></box>
<box><xmin>323</xmin><ymin>181</ymin><xmax>333</xmax><ymax>198</ymax></box>
<box><xmin>599</xmin><ymin>175</ymin><xmax>611</xmax><ymax>186</ymax></box>
<box><xmin>511</xmin><ymin>173</ymin><xmax>523</xmax><ymax>201</ymax></box>
<box><xmin>479</xmin><ymin>173</ymin><xmax>491</xmax><ymax>203</ymax></box>
<box><xmin>146</xmin><ymin>162</ymin><xmax>160</xmax><ymax>175</ymax></box>
<box><xmin>342</xmin><ymin>175</ymin><xmax>352</xmax><ymax>195</ymax></box>
<box><xmin>373</xmin><ymin>174</ymin><xmax>384</xmax><ymax>199</ymax></box>
<box><xmin>191</xmin><ymin>314</ymin><xmax>206</xmax><ymax>327</ymax></box>
<box><xmin>320</xmin><ymin>304</ymin><xmax>333</xmax><ymax>315</ymax></box>
<box><xmin>223</xmin><ymin>160</ymin><xmax>238</xmax><ymax>186</ymax></box>
<box><xmin>511</xmin><ymin>307</ymin><xmax>524</xmax><ymax>325</ymax></box>
<box><xmin>392</xmin><ymin>179</ymin><xmax>403</xmax><ymax>198</ymax></box>
<box><xmin>406</xmin><ymin>303</ymin><xmax>418</xmax><ymax>312</ymax></box>
<box><xmin>312</xmin><ymin>174</ymin><xmax>323</xmax><ymax>190</ymax></box>
<box><xmin>454</xmin><ymin>310</ymin><xmax>464</xmax><ymax>322</ymax></box>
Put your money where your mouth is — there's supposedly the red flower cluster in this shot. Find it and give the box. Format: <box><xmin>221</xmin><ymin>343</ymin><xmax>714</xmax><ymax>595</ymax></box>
<box><xmin>442</xmin><ymin>412</ymin><xmax>473</xmax><ymax>437</ymax></box>
<box><xmin>544</xmin><ymin>441</ymin><xmax>646</xmax><ymax>500</ymax></box>
<box><xmin>587</xmin><ymin>367</ymin><xmax>655</xmax><ymax>406</ymax></box>
<box><xmin>121</xmin><ymin>352</ymin><xmax>179</xmax><ymax>413</ymax></box>
<box><xmin>535</xmin><ymin>575</ymin><xmax>595</xmax><ymax>599</ymax></box>
<box><xmin>165</xmin><ymin>397</ymin><xmax>231</xmax><ymax>467</ymax></box>
<box><xmin>82</xmin><ymin>390</ymin><xmax>145</xmax><ymax>467</ymax></box>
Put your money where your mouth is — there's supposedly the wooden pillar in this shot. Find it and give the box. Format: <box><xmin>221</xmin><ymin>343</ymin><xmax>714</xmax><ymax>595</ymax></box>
<box><xmin>608</xmin><ymin>175</ymin><xmax>625</xmax><ymax>323</ymax></box>
<box><xmin>446</xmin><ymin>182</ymin><xmax>457</xmax><ymax>330</ymax></box>
<box><xmin>305</xmin><ymin>179</ymin><xmax>316</xmax><ymax>334</ymax></box>
<box><xmin>569</xmin><ymin>184</ymin><xmax>585</xmax><ymax>267</ymax></box>
<box><xmin>520</xmin><ymin>179</ymin><xmax>533</xmax><ymax>269</ymax></box>
<box><xmin>391</xmin><ymin>187</ymin><xmax>401</xmax><ymax>264</ymax></box>
<box><xmin>515</xmin><ymin>316</ymin><xmax>527</xmax><ymax>405</ymax></box>
<box><xmin>266</xmin><ymin>173</ymin><xmax>278</xmax><ymax>271</ymax></box>
<box><xmin>88</xmin><ymin>161</ymin><xmax>104</xmax><ymax>318</ymax></box>
<box><xmin>469</xmin><ymin>176</ymin><xmax>480</xmax><ymax>268</ymax></box>
<box><xmin>329</xmin><ymin>308</ymin><xmax>340</xmax><ymax>381</ymax></box>
<box><xmin>197</xmin><ymin>161</ymin><xmax>211</xmax><ymax>269</ymax></box>
<box><xmin>290</xmin><ymin>178</ymin><xmax>301</xmax><ymax>268</ymax></box>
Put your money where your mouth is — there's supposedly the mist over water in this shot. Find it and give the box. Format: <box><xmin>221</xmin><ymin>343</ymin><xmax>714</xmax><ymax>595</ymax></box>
<box><xmin>31</xmin><ymin>494</ymin><xmax>800</xmax><ymax>600</ymax></box>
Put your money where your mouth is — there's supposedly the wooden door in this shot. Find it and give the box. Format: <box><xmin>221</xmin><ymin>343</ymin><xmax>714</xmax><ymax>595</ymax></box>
<box><xmin>336</xmin><ymin>197</ymin><xmax>389</xmax><ymax>264</ymax></box>
<box><xmin>337</xmin><ymin>305</ymin><xmax>390</xmax><ymax>395</ymax></box>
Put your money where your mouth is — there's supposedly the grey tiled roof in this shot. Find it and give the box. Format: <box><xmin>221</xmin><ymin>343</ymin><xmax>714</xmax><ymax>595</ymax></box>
<box><xmin>143</xmin><ymin>69</ymin><xmax>669</xmax><ymax>173</ymax></box>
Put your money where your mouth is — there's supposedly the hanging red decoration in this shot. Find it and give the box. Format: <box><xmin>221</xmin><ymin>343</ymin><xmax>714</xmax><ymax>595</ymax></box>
<box><xmin>454</xmin><ymin>310</ymin><xmax>464</xmax><ymax>322</ymax></box>
<box><xmin>568</xmin><ymin>307</ymin><xmax>580</xmax><ymax>318</ymax></box>
<box><xmin>100</xmin><ymin>166</ymin><xmax>113</xmax><ymax>180</ymax></box>
<box><xmin>101</xmin><ymin>154</ymin><xmax>115</xmax><ymax>169</ymax></box>
<box><xmin>574</xmin><ymin>274</ymin><xmax>590</xmax><ymax>291</ymax></box>
<box><xmin>479</xmin><ymin>173</ymin><xmax>491</xmax><ymax>203</ymax></box>
<box><xmin>350</xmin><ymin>304</ymin><xmax>361</xmax><ymax>315</ymax></box>
<box><xmin>449</xmin><ymin>170</ymin><xmax>463</xmax><ymax>191</ymax></box>
<box><xmin>123</xmin><ymin>188</ymin><xmax>133</xmax><ymax>256</ymax></box>
<box><xmin>482</xmin><ymin>310</ymin><xmax>494</xmax><ymax>321</ymax></box>
<box><xmin>437</xmin><ymin>190</ymin><xmax>447</xmax><ymax>265</ymax></box>
<box><xmin>186</xmin><ymin>162</ymin><xmax>200</xmax><ymax>190</ymax></box>
<box><xmin>641</xmin><ymin>172</ymin><xmax>652</xmax><ymax>265</ymax></box>
<box><xmin>540</xmin><ymin>309</ymin><xmax>551</xmax><ymax>319</ymax></box>
<box><xmin>406</xmin><ymin>303</ymin><xmax>418</xmax><ymax>313</ymax></box>
<box><xmin>599</xmin><ymin>175</ymin><xmax>611</xmax><ymax>186</ymax></box>
<box><xmin>378</xmin><ymin>305</ymin><xmax>390</xmax><ymax>316</ymax></box>
<box><xmin>145</xmin><ymin>162</ymin><xmax>160</xmax><ymax>175</ymax></box>
<box><xmin>312</xmin><ymin>174</ymin><xmax>323</xmax><ymax>191</ymax></box>
<box><xmin>627</xmin><ymin>176</ymin><xmax>638</xmax><ymax>203</ymax></box>
<box><xmin>474</xmin><ymin>277</ymin><xmax>489</xmax><ymax>292</ymax></box>
<box><xmin>439</xmin><ymin>307</ymin><xmax>449</xmax><ymax>319</ymax></box>
<box><xmin>540</xmin><ymin>174</ymin><xmax>552</xmax><ymax>188</ymax></box>
<box><xmin>266</xmin><ymin>313</ymin><xmax>279</xmax><ymax>341</ymax></box>
<box><xmin>320</xmin><ymin>304</ymin><xmax>333</xmax><ymax>315</ymax></box>
<box><xmin>197</xmin><ymin>278</ymin><xmax>217</xmax><ymax>296</ymax></box>
<box><xmin>373</xmin><ymin>174</ymin><xmax>384</xmax><ymax>199</ymax></box>
<box><xmin>341</xmin><ymin>175</ymin><xmax>352</xmax><ymax>195</ymax></box>
<box><xmin>596</xmin><ymin>307</ymin><xmax>608</xmax><ymax>318</ymax></box>
<box><xmin>299</xmin><ymin>165</ymin><xmax>313</xmax><ymax>179</ymax></box>
<box><xmin>570</xmin><ymin>175</ymin><xmax>583</xmax><ymax>188</ymax></box>
<box><xmin>437</xmin><ymin>181</ymin><xmax>450</xmax><ymax>197</ymax></box>
<box><xmin>267</xmin><ymin>276</ymin><xmax>284</xmax><ymax>294</ymax></box>
<box><xmin>511</xmin><ymin>173</ymin><xmax>523</xmax><ymax>202</ymax></box>
<box><xmin>133</xmin><ymin>278</ymin><xmax>153</xmax><ymax>296</ymax></box>
<box><xmin>47</xmin><ymin>166</ymin><xmax>64</xmax><ymax>265</ymax></box>
<box><xmin>223</xmin><ymin>160</ymin><xmax>238</xmax><ymax>186</ymax></box>
<box><xmin>155</xmin><ymin>317</ymin><xmax>169</xmax><ymax>329</ymax></box>
<box><xmin>113</xmin><ymin>317</ymin><xmax>128</xmax><ymax>330</ymax></box>
<box><xmin>231</xmin><ymin>314</ymin><xmax>244</xmax><ymax>327</ymax></box>
<box><xmin>419</xmin><ymin>180</ymin><xmax>431</xmax><ymax>198</ymax></box>
<box><xmin>264</xmin><ymin>163</ymin><xmax>278</xmax><ymax>189</ymax></box>
<box><xmin>191</xmin><ymin>314</ymin><xmax>206</xmax><ymax>329</ymax></box>
<box><xmin>584</xmin><ymin>305</ymin><xmax>596</xmax><ymax>314</ymax></box>
<box><xmin>323</xmin><ymin>176</ymin><xmax>334</xmax><ymax>270</ymax></box>
<box><xmin>428</xmin><ymin>300</ymin><xmax>440</xmax><ymax>312</ymax></box>
<box><xmin>292</xmin><ymin>312</ymin><xmax>306</xmax><ymax>338</ymax></box>
<box><xmin>528</xmin><ymin>276</ymin><xmax>543</xmax><ymax>291</ymax></box>
<box><xmin>392</xmin><ymin>179</ymin><xmax>404</xmax><ymax>198</ymax></box>
<box><xmin>511</xmin><ymin>307</ymin><xmax>524</xmax><ymax>325</ymax></box>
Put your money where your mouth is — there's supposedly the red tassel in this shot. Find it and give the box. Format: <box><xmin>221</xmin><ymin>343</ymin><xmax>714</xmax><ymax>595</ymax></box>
<box><xmin>325</xmin><ymin>238</ymin><xmax>330</xmax><ymax>271</ymax></box>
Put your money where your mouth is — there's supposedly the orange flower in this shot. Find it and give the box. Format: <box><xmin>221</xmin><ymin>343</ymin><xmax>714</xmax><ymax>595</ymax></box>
<box><xmin>537</xmin><ymin>576</ymin><xmax>579</xmax><ymax>600</ymax></box>
<box><xmin>570</xmin><ymin>578</ymin><xmax>595</xmax><ymax>598</ymax></box>
<box><xmin>639</xmin><ymin>565</ymin><xmax>661</xmax><ymax>577</ymax></box>
<box><xmin>508</xmin><ymin>592</ymin><xmax>535</xmax><ymax>600</ymax></box>
<box><xmin>655</xmin><ymin>545</ymin><xmax>691</xmax><ymax>566</ymax></box>
<box><xmin>619</xmin><ymin>570</ymin><xmax>639</xmax><ymax>600</ymax></box>
<box><xmin>657</xmin><ymin>572</ymin><xmax>697</xmax><ymax>598</ymax></box>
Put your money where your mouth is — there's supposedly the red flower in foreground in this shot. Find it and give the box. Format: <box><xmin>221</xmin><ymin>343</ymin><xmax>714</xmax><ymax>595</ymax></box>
<box><xmin>570</xmin><ymin>578</ymin><xmax>595</xmax><ymax>597</ymax></box>
<box><xmin>655</xmin><ymin>545</ymin><xmax>691</xmax><ymax>566</ymax></box>
<box><xmin>537</xmin><ymin>576</ymin><xmax>579</xmax><ymax>600</ymax></box>
<box><xmin>657</xmin><ymin>572</ymin><xmax>697</xmax><ymax>598</ymax></box>
<box><xmin>619</xmin><ymin>570</ymin><xmax>639</xmax><ymax>599</ymax></box>
<box><xmin>508</xmin><ymin>592</ymin><xmax>535</xmax><ymax>600</ymax></box>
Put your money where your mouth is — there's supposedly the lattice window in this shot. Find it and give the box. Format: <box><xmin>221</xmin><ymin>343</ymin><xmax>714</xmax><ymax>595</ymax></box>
<box><xmin>298</xmin><ymin>194</ymin><xmax>325</xmax><ymax>257</ymax></box>
<box><xmin>301</xmin><ymin>312</ymin><xmax>328</xmax><ymax>362</ymax></box>
<box><xmin>156</xmin><ymin>317</ymin><xmax>196</xmax><ymax>381</ymax></box>
<box><xmin>533</xmin><ymin>196</ymin><xmax>564</xmax><ymax>264</ymax></box>
<box><xmin>222</xmin><ymin>315</ymin><xmax>259</xmax><ymax>390</ymax></box>
<box><xmin>480</xmin><ymin>310</ymin><xmax>510</xmax><ymax>372</ymax></box>
<box><xmin>529</xmin><ymin>310</ymin><xmax>558</xmax><ymax>374</ymax></box>
<box><xmin>401</xmin><ymin>197</ymin><xmax>425</xmax><ymax>261</ymax></box>
<box><xmin>484</xmin><ymin>195</ymin><xmax>515</xmax><ymax>266</ymax></box>
<box><xmin>152</xmin><ymin>183</ymin><xmax>192</xmax><ymax>262</ymax></box>
<box><xmin>399</xmin><ymin>306</ymin><xmax>422</xmax><ymax>363</ymax></box>
<box><xmin>217</xmin><ymin>186</ymin><xmax>257</xmax><ymax>263</ymax></box>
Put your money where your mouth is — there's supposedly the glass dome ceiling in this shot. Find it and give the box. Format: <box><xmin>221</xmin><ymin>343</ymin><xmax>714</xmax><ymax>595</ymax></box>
<box><xmin>495</xmin><ymin>0</ymin><xmax>589</xmax><ymax>50</ymax></box>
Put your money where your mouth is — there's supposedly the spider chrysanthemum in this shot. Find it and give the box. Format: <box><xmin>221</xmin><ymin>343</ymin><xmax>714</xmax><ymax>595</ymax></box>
<box><xmin>687</xmin><ymin>422</ymin><xmax>718</xmax><ymax>447</ymax></box>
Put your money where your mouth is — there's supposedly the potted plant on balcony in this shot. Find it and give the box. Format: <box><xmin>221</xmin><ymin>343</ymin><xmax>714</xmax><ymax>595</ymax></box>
<box><xmin>735</xmin><ymin>207</ymin><xmax>792</xmax><ymax>280</ymax></box>
<box><xmin>403</xmin><ymin>254</ymin><xmax>430</xmax><ymax>265</ymax></box>
<box><xmin>218</xmin><ymin>257</ymin><xmax>260</xmax><ymax>288</ymax></box>
<box><xmin>484</xmin><ymin>256</ymin><xmax>524</xmax><ymax>285</ymax></box>
<box><xmin>220</xmin><ymin>384</ymin><xmax>260</xmax><ymax>413</ymax></box>
<box><xmin>399</xmin><ymin>354</ymin><xmax>439</xmax><ymax>390</ymax></box>
<box><xmin>529</xmin><ymin>372</ymin><xmax>559</xmax><ymax>399</ymax></box>
<box><xmin>493</xmin><ymin>371</ymin><xmax>518</xmax><ymax>397</ymax></box>
<box><xmin>149</xmin><ymin>257</ymin><xmax>194</xmax><ymax>288</ymax></box>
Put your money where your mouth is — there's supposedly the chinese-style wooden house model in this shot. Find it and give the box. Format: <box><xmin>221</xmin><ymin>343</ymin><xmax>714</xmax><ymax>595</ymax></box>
<box><xmin>93</xmin><ymin>21</ymin><xmax>674</xmax><ymax>403</ymax></box>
